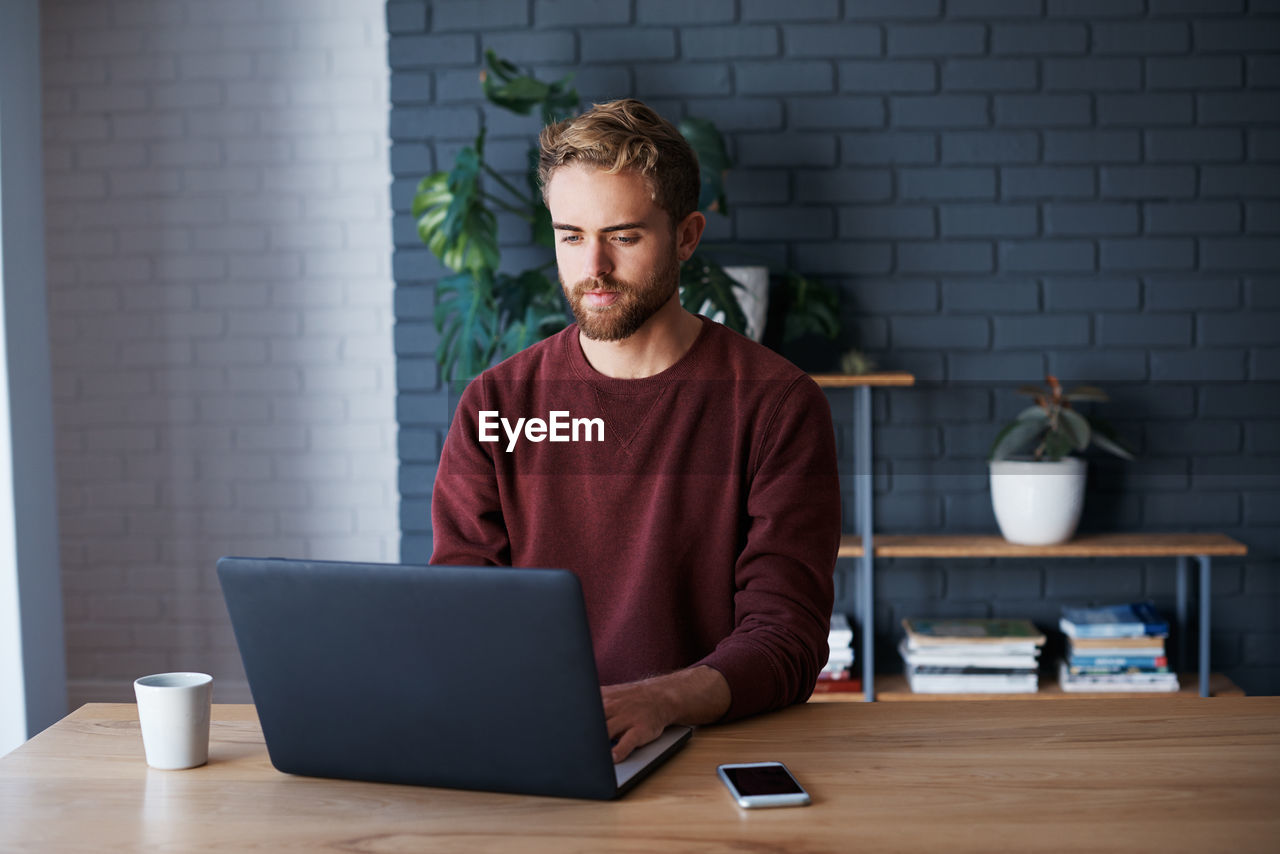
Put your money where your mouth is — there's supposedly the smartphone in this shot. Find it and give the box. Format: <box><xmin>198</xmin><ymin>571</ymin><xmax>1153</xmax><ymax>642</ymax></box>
<box><xmin>716</xmin><ymin>761</ymin><xmax>811</xmax><ymax>808</ymax></box>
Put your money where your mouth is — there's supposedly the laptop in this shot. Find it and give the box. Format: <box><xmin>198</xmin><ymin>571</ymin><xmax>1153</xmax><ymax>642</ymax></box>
<box><xmin>216</xmin><ymin>557</ymin><xmax>692</xmax><ymax>800</ymax></box>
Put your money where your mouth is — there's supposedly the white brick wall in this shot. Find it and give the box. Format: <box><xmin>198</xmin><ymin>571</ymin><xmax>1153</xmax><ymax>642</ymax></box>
<box><xmin>41</xmin><ymin>0</ymin><xmax>398</xmax><ymax>706</ymax></box>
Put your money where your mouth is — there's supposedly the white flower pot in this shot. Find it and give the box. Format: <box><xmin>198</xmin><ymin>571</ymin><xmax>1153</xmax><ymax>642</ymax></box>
<box><xmin>989</xmin><ymin>457</ymin><xmax>1087</xmax><ymax>546</ymax></box>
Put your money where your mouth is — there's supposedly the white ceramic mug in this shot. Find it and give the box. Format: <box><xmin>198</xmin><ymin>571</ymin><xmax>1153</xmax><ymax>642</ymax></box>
<box><xmin>133</xmin><ymin>672</ymin><xmax>213</xmax><ymax>770</ymax></box>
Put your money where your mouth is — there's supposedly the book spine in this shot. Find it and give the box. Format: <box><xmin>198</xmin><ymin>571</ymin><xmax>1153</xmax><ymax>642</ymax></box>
<box><xmin>811</xmin><ymin>679</ymin><xmax>864</xmax><ymax>694</ymax></box>
<box><xmin>1060</xmin><ymin>621</ymin><xmax>1166</xmax><ymax>639</ymax></box>
<box><xmin>909</xmin><ymin>665</ymin><xmax>1039</xmax><ymax>676</ymax></box>
<box><xmin>1068</xmin><ymin>665</ymin><xmax>1171</xmax><ymax>675</ymax></box>
<box><xmin>1068</xmin><ymin>655</ymin><xmax>1168</xmax><ymax>669</ymax></box>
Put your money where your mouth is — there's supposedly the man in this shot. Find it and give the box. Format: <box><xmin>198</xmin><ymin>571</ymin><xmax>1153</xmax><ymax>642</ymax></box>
<box><xmin>431</xmin><ymin>99</ymin><xmax>840</xmax><ymax>762</ymax></box>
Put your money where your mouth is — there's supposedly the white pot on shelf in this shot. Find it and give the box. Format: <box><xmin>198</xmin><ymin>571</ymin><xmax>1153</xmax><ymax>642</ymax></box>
<box><xmin>988</xmin><ymin>457</ymin><xmax>1087</xmax><ymax>546</ymax></box>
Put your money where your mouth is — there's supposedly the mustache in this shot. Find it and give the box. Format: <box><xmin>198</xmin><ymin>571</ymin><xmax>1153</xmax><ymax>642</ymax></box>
<box><xmin>570</xmin><ymin>276</ymin><xmax>633</xmax><ymax>296</ymax></box>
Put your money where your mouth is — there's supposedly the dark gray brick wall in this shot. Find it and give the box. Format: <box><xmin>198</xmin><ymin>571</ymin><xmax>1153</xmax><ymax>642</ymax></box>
<box><xmin>389</xmin><ymin>1</ymin><xmax>1280</xmax><ymax>695</ymax></box>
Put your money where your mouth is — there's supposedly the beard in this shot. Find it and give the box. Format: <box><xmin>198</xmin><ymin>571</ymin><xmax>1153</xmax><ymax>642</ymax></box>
<box><xmin>563</xmin><ymin>253</ymin><xmax>682</xmax><ymax>342</ymax></box>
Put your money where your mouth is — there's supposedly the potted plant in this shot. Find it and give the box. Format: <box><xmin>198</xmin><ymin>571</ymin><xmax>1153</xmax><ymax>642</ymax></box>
<box><xmin>412</xmin><ymin>51</ymin><xmax>839</xmax><ymax>387</ymax></box>
<box><xmin>988</xmin><ymin>375</ymin><xmax>1134</xmax><ymax>546</ymax></box>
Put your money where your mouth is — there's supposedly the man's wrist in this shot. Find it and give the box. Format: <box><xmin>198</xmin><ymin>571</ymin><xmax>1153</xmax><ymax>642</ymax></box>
<box><xmin>648</xmin><ymin>665</ymin><xmax>731</xmax><ymax>727</ymax></box>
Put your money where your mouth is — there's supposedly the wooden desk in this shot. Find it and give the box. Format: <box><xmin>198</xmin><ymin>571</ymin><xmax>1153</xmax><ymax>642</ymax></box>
<box><xmin>3</xmin><ymin>700</ymin><xmax>1278</xmax><ymax>852</ymax></box>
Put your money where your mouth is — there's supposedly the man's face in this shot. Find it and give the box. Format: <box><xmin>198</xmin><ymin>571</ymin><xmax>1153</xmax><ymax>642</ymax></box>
<box><xmin>545</xmin><ymin>163</ymin><xmax>681</xmax><ymax>342</ymax></box>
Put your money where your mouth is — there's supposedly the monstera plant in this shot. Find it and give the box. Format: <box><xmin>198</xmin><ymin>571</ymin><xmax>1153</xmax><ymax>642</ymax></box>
<box><xmin>413</xmin><ymin>50</ymin><xmax>839</xmax><ymax>386</ymax></box>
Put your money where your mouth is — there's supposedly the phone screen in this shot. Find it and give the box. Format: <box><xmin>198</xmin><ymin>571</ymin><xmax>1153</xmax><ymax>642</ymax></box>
<box><xmin>721</xmin><ymin>764</ymin><xmax>805</xmax><ymax>796</ymax></box>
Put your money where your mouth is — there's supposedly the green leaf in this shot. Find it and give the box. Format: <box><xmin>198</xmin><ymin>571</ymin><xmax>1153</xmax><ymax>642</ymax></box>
<box><xmin>484</xmin><ymin>50</ymin><xmax>521</xmax><ymax>84</ymax></box>
<box><xmin>413</xmin><ymin>141</ymin><xmax>500</xmax><ymax>275</ymax></box>
<box><xmin>444</xmin><ymin>141</ymin><xmax>484</xmax><ymax>239</ymax></box>
<box><xmin>496</xmin><ymin>302</ymin><xmax>570</xmax><ymax>363</ymax></box>
<box><xmin>434</xmin><ymin>270</ymin><xmax>498</xmax><ymax>385</ymax></box>
<box><xmin>413</xmin><ymin>174</ymin><xmax>453</xmax><ymax>251</ymax></box>
<box><xmin>494</xmin><ymin>268</ymin><xmax>557</xmax><ymax>325</ymax></box>
<box><xmin>1058</xmin><ymin>408</ymin><xmax>1092</xmax><ymax>452</ymax></box>
<box><xmin>679</xmin><ymin>255</ymin><xmax>747</xmax><ymax>334</ymax></box>
<box><xmin>422</xmin><ymin>51</ymin><xmax>581</xmax><ymax>386</ymax></box>
<box><xmin>434</xmin><ymin>268</ymin><xmax>568</xmax><ymax>386</ymax></box>
<box><xmin>1039</xmin><ymin>431</ymin><xmax>1075</xmax><ymax>462</ymax></box>
<box><xmin>1088</xmin><ymin>416</ymin><xmax>1136</xmax><ymax>460</ymax></box>
<box><xmin>530</xmin><ymin>203</ymin><xmax>555</xmax><ymax>248</ymax></box>
<box><xmin>541</xmin><ymin>75</ymin><xmax>579</xmax><ymax>125</ymax></box>
<box><xmin>990</xmin><ymin>418</ymin><xmax>1045</xmax><ymax>460</ymax></box>
<box><xmin>411</xmin><ymin>171</ymin><xmax>447</xmax><ymax>218</ymax></box>
<box><xmin>678</xmin><ymin>116</ymin><xmax>732</xmax><ymax>215</ymax></box>
<box><xmin>525</xmin><ymin>146</ymin><xmax>556</xmax><ymax>248</ymax></box>
<box><xmin>484</xmin><ymin>76</ymin><xmax>550</xmax><ymax>115</ymax></box>
<box><xmin>481</xmin><ymin>49</ymin><xmax>578</xmax><ymax>122</ymax></box>
<box><xmin>491</xmin><ymin>269</ymin><xmax>569</xmax><ymax>363</ymax></box>
<box><xmin>782</xmin><ymin>272</ymin><xmax>839</xmax><ymax>341</ymax></box>
<box><xmin>1091</xmin><ymin>431</ymin><xmax>1134</xmax><ymax>461</ymax></box>
<box><xmin>995</xmin><ymin>375</ymin><xmax>1135</xmax><ymax>463</ymax></box>
<box><xmin>481</xmin><ymin>50</ymin><xmax>543</xmax><ymax>115</ymax></box>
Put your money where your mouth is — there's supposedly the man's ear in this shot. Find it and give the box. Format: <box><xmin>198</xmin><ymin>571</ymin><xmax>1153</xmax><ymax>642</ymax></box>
<box><xmin>674</xmin><ymin>211</ymin><xmax>706</xmax><ymax>262</ymax></box>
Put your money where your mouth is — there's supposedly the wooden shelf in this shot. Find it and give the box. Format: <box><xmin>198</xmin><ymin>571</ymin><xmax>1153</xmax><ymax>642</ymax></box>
<box><xmin>837</xmin><ymin>535</ymin><xmax>866</xmax><ymax>558</ymax></box>
<box><xmin>809</xmin><ymin>672</ymin><xmax>1244</xmax><ymax>702</ymax></box>
<box><xmin>815</xmin><ymin>374</ymin><xmax>1244</xmax><ymax>702</ymax></box>
<box><xmin>838</xmin><ymin>532</ymin><xmax>1247</xmax><ymax>560</ymax></box>
<box><xmin>810</xmin><ymin>372</ymin><xmax>916</xmax><ymax>387</ymax></box>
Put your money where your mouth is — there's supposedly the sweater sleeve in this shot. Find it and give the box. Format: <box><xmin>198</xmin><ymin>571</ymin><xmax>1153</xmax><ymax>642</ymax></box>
<box><xmin>695</xmin><ymin>376</ymin><xmax>840</xmax><ymax>721</ymax></box>
<box><xmin>429</xmin><ymin>378</ymin><xmax>511</xmax><ymax>567</ymax></box>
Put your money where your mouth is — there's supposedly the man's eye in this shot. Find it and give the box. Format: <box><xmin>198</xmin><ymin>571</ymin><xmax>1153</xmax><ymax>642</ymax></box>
<box><xmin>614</xmin><ymin>235</ymin><xmax>637</xmax><ymax>244</ymax></box>
<box><xmin>559</xmin><ymin>234</ymin><xmax>581</xmax><ymax>244</ymax></box>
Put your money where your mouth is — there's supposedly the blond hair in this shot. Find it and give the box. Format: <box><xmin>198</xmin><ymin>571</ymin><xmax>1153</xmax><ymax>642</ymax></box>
<box><xmin>538</xmin><ymin>98</ymin><xmax>700</xmax><ymax>227</ymax></box>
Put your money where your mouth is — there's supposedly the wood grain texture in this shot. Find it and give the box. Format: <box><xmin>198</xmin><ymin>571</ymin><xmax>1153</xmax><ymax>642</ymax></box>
<box><xmin>2</xmin><ymin>700</ymin><xmax>1278</xmax><ymax>853</ymax></box>
<box><xmin>838</xmin><ymin>532</ymin><xmax>1248</xmax><ymax>559</ymax></box>
<box><xmin>809</xmin><ymin>372</ymin><xmax>916</xmax><ymax>387</ymax></box>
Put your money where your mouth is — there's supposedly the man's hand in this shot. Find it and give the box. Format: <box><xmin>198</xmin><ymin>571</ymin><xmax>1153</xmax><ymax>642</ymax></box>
<box><xmin>601</xmin><ymin>665</ymin><xmax>731</xmax><ymax>763</ymax></box>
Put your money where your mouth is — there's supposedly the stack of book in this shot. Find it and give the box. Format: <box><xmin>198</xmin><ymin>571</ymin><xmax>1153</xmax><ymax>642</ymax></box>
<box><xmin>813</xmin><ymin>613</ymin><xmax>860</xmax><ymax>695</ymax></box>
<box><xmin>899</xmin><ymin>617</ymin><xmax>1045</xmax><ymax>694</ymax></box>
<box><xmin>1058</xmin><ymin>602</ymin><xmax>1178</xmax><ymax>693</ymax></box>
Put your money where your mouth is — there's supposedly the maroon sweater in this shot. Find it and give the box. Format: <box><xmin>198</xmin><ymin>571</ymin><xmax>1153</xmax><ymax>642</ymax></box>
<box><xmin>430</xmin><ymin>317</ymin><xmax>841</xmax><ymax>721</ymax></box>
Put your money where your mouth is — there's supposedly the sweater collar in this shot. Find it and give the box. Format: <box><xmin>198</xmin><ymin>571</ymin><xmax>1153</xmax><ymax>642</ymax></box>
<box><xmin>562</xmin><ymin>315</ymin><xmax>714</xmax><ymax>395</ymax></box>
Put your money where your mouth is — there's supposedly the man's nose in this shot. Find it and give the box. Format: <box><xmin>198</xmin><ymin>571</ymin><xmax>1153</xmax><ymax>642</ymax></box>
<box><xmin>582</xmin><ymin>239</ymin><xmax>612</xmax><ymax>281</ymax></box>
